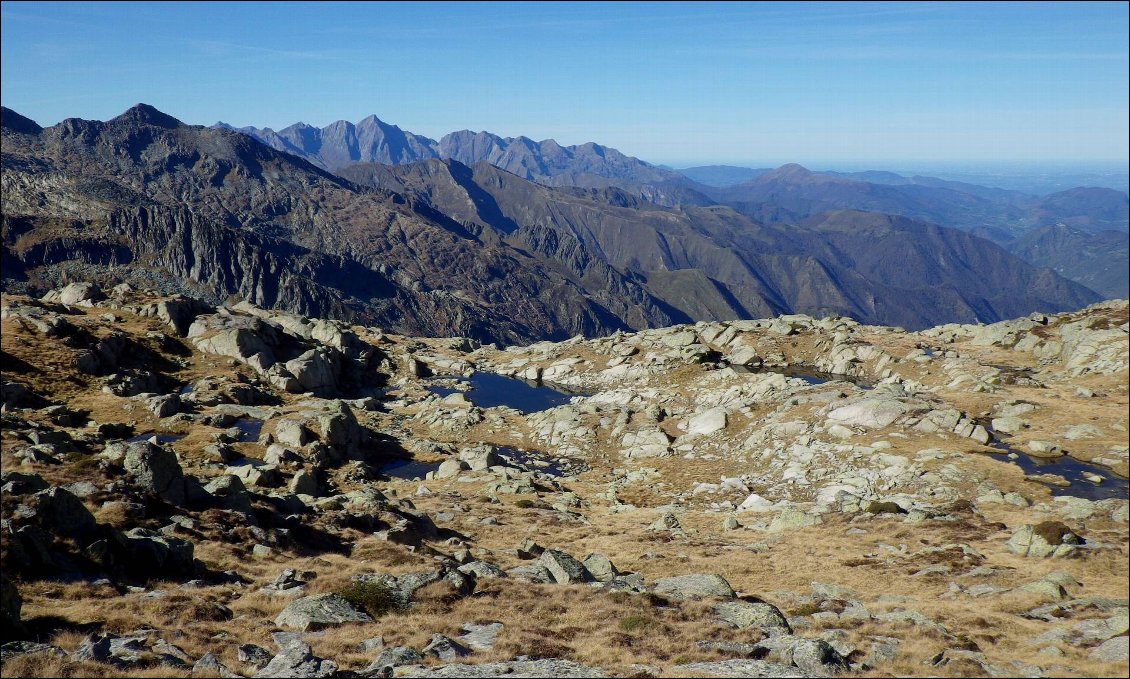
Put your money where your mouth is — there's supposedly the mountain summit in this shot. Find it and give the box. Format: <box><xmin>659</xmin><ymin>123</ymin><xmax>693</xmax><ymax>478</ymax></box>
<box><xmin>218</xmin><ymin>115</ymin><xmax>690</xmax><ymax>191</ymax></box>
<box><xmin>1</xmin><ymin>104</ymin><xmax>1105</xmax><ymax>342</ymax></box>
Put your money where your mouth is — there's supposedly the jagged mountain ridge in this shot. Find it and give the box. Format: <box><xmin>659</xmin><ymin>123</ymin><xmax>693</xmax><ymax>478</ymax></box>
<box><xmin>219</xmin><ymin>115</ymin><xmax>1128</xmax><ymax>298</ymax></box>
<box><xmin>0</xmin><ymin>105</ymin><xmax>1102</xmax><ymax>342</ymax></box>
<box><xmin>215</xmin><ymin>115</ymin><xmax>705</xmax><ymax>206</ymax></box>
<box><xmin>2</xmin><ymin>104</ymin><xmax>682</xmax><ymax>343</ymax></box>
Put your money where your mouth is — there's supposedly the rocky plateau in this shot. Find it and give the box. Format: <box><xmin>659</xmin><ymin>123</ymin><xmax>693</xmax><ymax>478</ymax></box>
<box><xmin>1</xmin><ymin>282</ymin><xmax>1127</xmax><ymax>677</ymax></box>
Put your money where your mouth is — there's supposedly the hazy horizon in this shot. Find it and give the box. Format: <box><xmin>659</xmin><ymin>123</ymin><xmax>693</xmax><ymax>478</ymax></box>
<box><xmin>3</xmin><ymin>1</ymin><xmax>1127</xmax><ymax>165</ymax></box>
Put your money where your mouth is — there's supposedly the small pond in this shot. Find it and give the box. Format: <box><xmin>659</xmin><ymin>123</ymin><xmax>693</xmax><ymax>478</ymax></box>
<box><xmin>382</xmin><ymin>458</ymin><xmax>441</xmax><ymax>480</ymax></box>
<box><xmin>987</xmin><ymin>440</ymin><xmax>1128</xmax><ymax>502</ymax></box>
<box><xmin>428</xmin><ymin>372</ymin><xmax>588</xmax><ymax>414</ymax></box>
<box><xmin>232</xmin><ymin>418</ymin><xmax>263</xmax><ymax>443</ymax></box>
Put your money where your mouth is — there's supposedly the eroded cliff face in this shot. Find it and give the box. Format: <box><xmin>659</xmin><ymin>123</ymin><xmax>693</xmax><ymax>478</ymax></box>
<box><xmin>1</xmin><ymin>106</ymin><xmax>669</xmax><ymax>344</ymax></box>
<box><xmin>0</xmin><ymin>105</ymin><xmax>1105</xmax><ymax>346</ymax></box>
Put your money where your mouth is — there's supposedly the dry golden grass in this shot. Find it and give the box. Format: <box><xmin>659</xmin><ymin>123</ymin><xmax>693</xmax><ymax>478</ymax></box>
<box><xmin>2</xmin><ymin>292</ymin><xmax>1127</xmax><ymax>678</ymax></box>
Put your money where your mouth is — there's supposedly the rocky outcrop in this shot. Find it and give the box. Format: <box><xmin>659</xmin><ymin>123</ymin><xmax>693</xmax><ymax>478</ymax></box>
<box><xmin>274</xmin><ymin>593</ymin><xmax>373</xmax><ymax>631</ymax></box>
<box><xmin>3</xmin><ymin>105</ymin><xmax>1103</xmax><ymax>346</ymax></box>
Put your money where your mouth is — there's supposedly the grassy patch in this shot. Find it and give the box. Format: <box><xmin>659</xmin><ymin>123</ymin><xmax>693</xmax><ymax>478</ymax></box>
<box><xmin>618</xmin><ymin>615</ymin><xmax>663</xmax><ymax>633</ymax></box>
<box><xmin>336</xmin><ymin>580</ymin><xmax>406</xmax><ymax>619</ymax></box>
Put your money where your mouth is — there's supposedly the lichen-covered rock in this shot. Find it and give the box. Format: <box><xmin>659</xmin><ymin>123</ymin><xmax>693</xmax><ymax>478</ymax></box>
<box><xmin>714</xmin><ymin>600</ymin><xmax>792</xmax><ymax>634</ymax></box>
<box><xmin>123</xmin><ymin>441</ymin><xmax>186</xmax><ymax>504</ymax></box>
<box><xmin>539</xmin><ymin>549</ymin><xmax>591</xmax><ymax>584</ymax></box>
<box><xmin>653</xmin><ymin>573</ymin><xmax>736</xmax><ymax>599</ymax></box>
<box><xmin>252</xmin><ymin>640</ymin><xmax>338</xmax><ymax>678</ymax></box>
<box><xmin>274</xmin><ymin>593</ymin><xmax>372</xmax><ymax>631</ymax></box>
<box><xmin>1007</xmin><ymin>522</ymin><xmax>1084</xmax><ymax>558</ymax></box>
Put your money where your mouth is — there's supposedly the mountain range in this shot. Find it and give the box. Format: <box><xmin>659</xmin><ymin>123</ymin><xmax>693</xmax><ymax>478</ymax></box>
<box><xmin>0</xmin><ymin>104</ymin><xmax>1111</xmax><ymax>344</ymax></box>
<box><xmin>221</xmin><ymin>115</ymin><xmax>1129</xmax><ymax>299</ymax></box>
<box><xmin>214</xmin><ymin>116</ymin><xmax>703</xmax><ymax>206</ymax></box>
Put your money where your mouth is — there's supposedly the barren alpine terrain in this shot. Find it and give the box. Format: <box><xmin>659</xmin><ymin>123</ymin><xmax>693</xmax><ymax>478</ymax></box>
<box><xmin>1</xmin><ymin>282</ymin><xmax>1127</xmax><ymax>677</ymax></box>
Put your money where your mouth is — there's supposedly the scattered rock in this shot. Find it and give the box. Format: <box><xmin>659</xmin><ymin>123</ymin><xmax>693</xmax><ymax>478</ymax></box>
<box><xmin>274</xmin><ymin>593</ymin><xmax>373</xmax><ymax>631</ymax></box>
<box><xmin>653</xmin><ymin>574</ymin><xmax>736</xmax><ymax>599</ymax></box>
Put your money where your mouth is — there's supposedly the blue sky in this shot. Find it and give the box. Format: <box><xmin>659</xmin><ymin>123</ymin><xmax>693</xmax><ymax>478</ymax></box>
<box><xmin>1</xmin><ymin>1</ymin><xmax>1127</xmax><ymax>166</ymax></box>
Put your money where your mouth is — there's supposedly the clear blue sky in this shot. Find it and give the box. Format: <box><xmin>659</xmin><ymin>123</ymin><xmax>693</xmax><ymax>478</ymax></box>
<box><xmin>2</xmin><ymin>1</ymin><xmax>1127</xmax><ymax>166</ymax></box>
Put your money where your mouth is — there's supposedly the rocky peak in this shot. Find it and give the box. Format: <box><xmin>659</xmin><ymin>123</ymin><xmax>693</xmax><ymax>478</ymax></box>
<box><xmin>110</xmin><ymin>103</ymin><xmax>184</xmax><ymax>130</ymax></box>
<box><xmin>759</xmin><ymin>163</ymin><xmax>816</xmax><ymax>182</ymax></box>
<box><xmin>0</xmin><ymin>107</ymin><xmax>42</xmax><ymax>135</ymax></box>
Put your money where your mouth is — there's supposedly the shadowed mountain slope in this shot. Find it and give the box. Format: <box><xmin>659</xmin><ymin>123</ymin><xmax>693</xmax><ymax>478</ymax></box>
<box><xmin>2</xmin><ymin>105</ymin><xmax>684</xmax><ymax>343</ymax></box>
<box><xmin>340</xmin><ymin>158</ymin><xmax>1100</xmax><ymax>329</ymax></box>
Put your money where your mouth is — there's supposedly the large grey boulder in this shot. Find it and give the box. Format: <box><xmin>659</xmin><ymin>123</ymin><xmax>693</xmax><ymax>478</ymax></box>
<box><xmin>459</xmin><ymin>445</ymin><xmax>501</xmax><ymax>471</ymax></box>
<box><xmin>239</xmin><ymin>644</ymin><xmax>273</xmax><ymax>670</ymax></box>
<box><xmin>458</xmin><ymin>622</ymin><xmax>504</xmax><ymax>651</ymax></box>
<box><xmin>274</xmin><ymin>419</ymin><xmax>313</xmax><ymax>448</ymax></box>
<box><xmin>1007</xmin><ymin>523</ymin><xmax>1083</xmax><ymax>558</ymax></box>
<box><xmin>1</xmin><ymin>472</ymin><xmax>49</xmax><ymax>495</ymax></box>
<box><xmin>539</xmin><ymin>549</ymin><xmax>591</xmax><ymax>584</ymax></box>
<box><xmin>192</xmin><ymin>652</ymin><xmax>240</xmax><ymax>677</ymax></box>
<box><xmin>29</xmin><ymin>487</ymin><xmax>98</xmax><ymax>542</ymax></box>
<box><xmin>190</xmin><ymin>315</ymin><xmax>277</xmax><ymax>366</ymax></box>
<box><xmin>653</xmin><ymin>573</ymin><xmax>736</xmax><ymax>599</ymax></box>
<box><xmin>754</xmin><ymin>635</ymin><xmax>848</xmax><ymax>676</ymax></box>
<box><xmin>253</xmin><ymin>640</ymin><xmax>338</xmax><ymax>678</ymax></box>
<box><xmin>57</xmin><ymin>282</ymin><xmax>103</xmax><ymax>306</ymax></box>
<box><xmin>70</xmin><ymin>632</ymin><xmax>190</xmax><ymax>669</ymax></box>
<box><xmin>124</xmin><ymin>528</ymin><xmax>196</xmax><ymax>579</ymax></box>
<box><xmin>1089</xmin><ymin>636</ymin><xmax>1129</xmax><ymax>663</ymax></box>
<box><xmin>315</xmin><ymin>401</ymin><xmax>366</xmax><ymax>455</ymax></box>
<box><xmin>422</xmin><ymin>634</ymin><xmax>471</xmax><ymax>661</ymax></box>
<box><xmin>582</xmin><ymin>553</ymin><xmax>618</xmax><ymax>583</ymax></box>
<box><xmin>123</xmin><ymin>441</ymin><xmax>186</xmax><ymax>504</ymax></box>
<box><xmin>146</xmin><ymin>393</ymin><xmax>181</xmax><ymax>418</ymax></box>
<box><xmin>351</xmin><ymin>568</ymin><xmax>473</xmax><ymax>607</ymax></box>
<box><xmin>767</xmin><ymin>510</ymin><xmax>822</xmax><ymax>533</ymax></box>
<box><xmin>289</xmin><ymin>470</ymin><xmax>319</xmax><ymax>496</ymax></box>
<box><xmin>436</xmin><ymin>459</ymin><xmax>468</xmax><ymax>479</ymax></box>
<box><xmin>458</xmin><ymin>561</ymin><xmax>508</xmax><ymax>580</ymax></box>
<box><xmin>285</xmin><ymin>348</ymin><xmax>340</xmax><ymax>395</ymax></box>
<box><xmin>366</xmin><ymin>646</ymin><xmax>423</xmax><ymax>673</ymax></box>
<box><xmin>791</xmin><ymin>638</ymin><xmax>849</xmax><ymax>676</ymax></box>
<box><xmin>687</xmin><ymin>408</ymin><xmax>727</xmax><ymax>436</ymax></box>
<box><xmin>827</xmin><ymin>398</ymin><xmax>914</xmax><ymax>429</ymax></box>
<box><xmin>714</xmin><ymin>600</ymin><xmax>792</xmax><ymax>634</ymax></box>
<box><xmin>506</xmin><ymin>564</ymin><xmax>554</xmax><ymax>584</ymax></box>
<box><xmin>156</xmin><ymin>296</ymin><xmax>209</xmax><ymax>337</ymax></box>
<box><xmin>274</xmin><ymin>593</ymin><xmax>373</xmax><ymax>631</ymax></box>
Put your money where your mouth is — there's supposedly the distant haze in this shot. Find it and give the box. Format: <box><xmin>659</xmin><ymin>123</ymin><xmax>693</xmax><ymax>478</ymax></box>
<box><xmin>673</xmin><ymin>160</ymin><xmax>1130</xmax><ymax>195</ymax></box>
<box><xmin>2</xmin><ymin>2</ymin><xmax>1127</xmax><ymax>164</ymax></box>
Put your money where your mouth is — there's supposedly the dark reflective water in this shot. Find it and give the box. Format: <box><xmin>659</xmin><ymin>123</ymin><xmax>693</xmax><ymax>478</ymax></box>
<box><xmin>729</xmin><ymin>364</ymin><xmax>874</xmax><ymax>389</ymax></box>
<box><xmin>496</xmin><ymin>446</ymin><xmax>586</xmax><ymax>477</ymax></box>
<box><xmin>987</xmin><ymin>440</ymin><xmax>1128</xmax><ymax>501</ymax></box>
<box><xmin>382</xmin><ymin>458</ymin><xmax>440</xmax><ymax>480</ymax></box>
<box><xmin>429</xmin><ymin>372</ymin><xmax>587</xmax><ymax>414</ymax></box>
<box><xmin>232</xmin><ymin>418</ymin><xmax>263</xmax><ymax>443</ymax></box>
